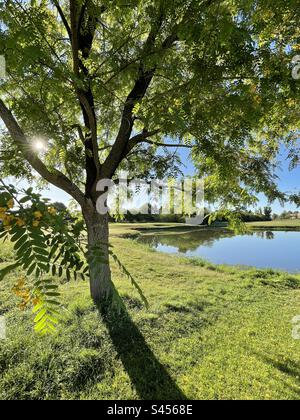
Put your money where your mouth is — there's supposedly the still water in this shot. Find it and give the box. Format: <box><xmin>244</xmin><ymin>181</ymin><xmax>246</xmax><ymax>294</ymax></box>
<box><xmin>139</xmin><ymin>229</ymin><xmax>300</xmax><ymax>272</ymax></box>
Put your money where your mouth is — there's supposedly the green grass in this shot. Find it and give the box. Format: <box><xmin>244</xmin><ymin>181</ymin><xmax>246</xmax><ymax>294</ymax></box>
<box><xmin>0</xmin><ymin>223</ymin><xmax>299</xmax><ymax>400</ymax></box>
<box><xmin>248</xmin><ymin>219</ymin><xmax>300</xmax><ymax>230</ymax></box>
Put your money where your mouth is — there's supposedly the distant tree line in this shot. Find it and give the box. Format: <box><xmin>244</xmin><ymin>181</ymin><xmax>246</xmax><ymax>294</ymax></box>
<box><xmin>95</xmin><ymin>205</ymin><xmax>300</xmax><ymax>225</ymax></box>
<box><xmin>112</xmin><ymin>212</ymin><xmax>186</xmax><ymax>224</ymax></box>
<box><xmin>239</xmin><ymin>207</ymin><xmax>273</xmax><ymax>223</ymax></box>
<box><xmin>110</xmin><ymin>207</ymin><xmax>274</xmax><ymax>224</ymax></box>
<box><xmin>272</xmin><ymin>210</ymin><xmax>300</xmax><ymax>220</ymax></box>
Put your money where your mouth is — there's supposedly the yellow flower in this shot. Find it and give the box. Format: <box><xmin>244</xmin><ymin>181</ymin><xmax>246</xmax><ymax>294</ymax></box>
<box><xmin>16</xmin><ymin>218</ymin><xmax>26</xmax><ymax>227</ymax></box>
<box><xmin>48</xmin><ymin>207</ymin><xmax>57</xmax><ymax>216</ymax></box>
<box><xmin>32</xmin><ymin>296</ymin><xmax>41</xmax><ymax>307</ymax></box>
<box><xmin>33</xmin><ymin>211</ymin><xmax>43</xmax><ymax>220</ymax></box>
<box><xmin>14</xmin><ymin>277</ymin><xmax>25</xmax><ymax>290</ymax></box>
<box><xmin>3</xmin><ymin>215</ymin><xmax>14</xmax><ymax>226</ymax></box>
<box><xmin>7</xmin><ymin>199</ymin><xmax>14</xmax><ymax>209</ymax></box>
<box><xmin>0</xmin><ymin>207</ymin><xmax>7</xmax><ymax>219</ymax></box>
<box><xmin>32</xmin><ymin>220</ymin><xmax>40</xmax><ymax>228</ymax></box>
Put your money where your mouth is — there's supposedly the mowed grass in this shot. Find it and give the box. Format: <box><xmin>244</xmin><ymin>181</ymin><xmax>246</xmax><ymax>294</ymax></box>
<box><xmin>0</xmin><ymin>223</ymin><xmax>299</xmax><ymax>400</ymax></box>
<box><xmin>248</xmin><ymin>219</ymin><xmax>300</xmax><ymax>229</ymax></box>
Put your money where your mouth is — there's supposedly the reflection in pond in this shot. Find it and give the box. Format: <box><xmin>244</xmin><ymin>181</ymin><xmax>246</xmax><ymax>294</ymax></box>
<box><xmin>255</xmin><ymin>231</ymin><xmax>275</xmax><ymax>240</ymax></box>
<box><xmin>138</xmin><ymin>229</ymin><xmax>300</xmax><ymax>272</ymax></box>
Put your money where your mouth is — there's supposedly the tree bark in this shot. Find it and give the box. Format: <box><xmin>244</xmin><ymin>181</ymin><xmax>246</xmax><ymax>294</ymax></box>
<box><xmin>83</xmin><ymin>204</ymin><xmax>113</xmax><ymax>305</ymax></box>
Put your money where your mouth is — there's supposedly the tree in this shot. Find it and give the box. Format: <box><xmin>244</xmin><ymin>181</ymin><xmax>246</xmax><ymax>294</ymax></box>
<box><xmin>0</xmin><ymin>0</ymin><xmax>299</xmax><ymax>305</ymax></box>
<box><xmin>52</xmin><ymin>202</ymin><xmax>67</xmax><ymax>213</ymax></box>
<box><xmin>263</xmin><ymin>206</ymin><xmax>272</xmax><ymax>221</ymax></box>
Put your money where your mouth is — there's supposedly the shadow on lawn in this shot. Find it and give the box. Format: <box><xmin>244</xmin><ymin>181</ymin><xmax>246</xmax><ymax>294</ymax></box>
<box><xmin>254</xmin><ymin>352</ymin><xmax>300</xmax><ymax>396</ymax></box>
<box><xmin>256</xmin><ymin>353</ymin><xmax>300</xmax><ymax>379</ymax></box>
<box><xmin>98</xmin><ymin>305</ymin><xmax>187</xmax><ymax>400</ymax></box>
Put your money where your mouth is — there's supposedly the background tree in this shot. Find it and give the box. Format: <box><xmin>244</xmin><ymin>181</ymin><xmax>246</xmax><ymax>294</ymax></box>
<box><xmin>52</xmin><ymin>202</ymin><xmax>68</xmax><ymax>213</ymax></box>
<box><xmin>263</xmin><ymin>206</ymin><xmax>272</xmax><ymax>221</ymax></box>
<box><xmin>0</xmin><ymin>0</ymin><xmax>299</xmax><ymax>304</ymax></box>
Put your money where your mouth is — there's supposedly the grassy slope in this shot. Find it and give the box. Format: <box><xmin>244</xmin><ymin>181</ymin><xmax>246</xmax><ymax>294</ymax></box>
<box><xmin>0</xmin><ymin>223</ymin><xmax>299</xmax><ymax>400</ymax></box>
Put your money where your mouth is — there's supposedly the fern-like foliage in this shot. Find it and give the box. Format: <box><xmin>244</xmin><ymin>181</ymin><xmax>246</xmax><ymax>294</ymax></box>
<box><xmin>109</xmin><ymin>249</ymin><xmax>149</xmax><ymax>309</ymax></box>
<box><xmin>0</xmin><ymin>183</ymin><xmax>88</xmax><ymax>334</ymax></box>
<box><xmin>0</xmin><ymin>182</ymin><xmax>149</xmax><ymax>333</ymax></box>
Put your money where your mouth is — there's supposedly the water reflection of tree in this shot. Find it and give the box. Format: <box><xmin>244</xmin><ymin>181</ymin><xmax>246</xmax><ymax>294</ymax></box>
<box><xmin>254</xmin><ymin>231</ymin><xmax>275</xmax><ymax>240</ymax></box>
<box><xmin>140</xmin><ymin>229</ymin><xmax>276</xmax><ymax>254</ymax></box>
<box><xmin>141</xmin><ymin>229</ymin><xmax>235</xmax><ymax>253</ymax></box>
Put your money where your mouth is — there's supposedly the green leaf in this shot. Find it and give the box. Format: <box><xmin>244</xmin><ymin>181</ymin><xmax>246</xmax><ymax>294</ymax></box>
<box><xmin>27</xmin><ymin>263</ymin><xmax>37</xmax><ymax>276</ymax></box>
<box><xmin>0</xmin><ymin>263</ymin><xmax>19</xmax><ymax>281</ymax></box>
<box><xmin>34</xmin><ymin>308</ymin><xmax>47</xmax><ymax>323</ymax></box>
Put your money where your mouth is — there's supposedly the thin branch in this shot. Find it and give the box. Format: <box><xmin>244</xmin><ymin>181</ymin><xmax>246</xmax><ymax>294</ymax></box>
<box><xmin>127</xmin><ymin>130</ymin><xmax>194</xmax><ymax>151</ymax></box>
<box><xmin>0</xmin><ymin>179</ymin><xmax>24</xmax><ymax>209</ymax></box>
<box><xmin>128</xmin><ymin>129</ymin><xmax>161</xmax><ymax>146</ymax></box>
<box><xmin>52</xmin><ymin>0</ymin><xmax>72</xmax><ymax>40</ymax></box>
<box><xmin>124</xmin><ymin>129</ymin><xmax>160</xmax><ymax>156</ymax></box>
<box><xmin>143</xmin><ymin>140</ymin><xmax>194</xmax><ymax>148</ymax></box>
<box><xmin>99</xmin><ymin>145</ymin><xmax>113</xmax><ymax>152</ymax></box>
<box><xmin>71</xmin><ymin>124</ymin><xmax>85</xmax><ymax>144</ymax></box>
<box><xmin>14</xmin><ymin>0</ymin><xmax>69</xmax><ymax>71</ymax></box>
<box><xmin>70</xmin><ymin>0</ymin><xmax>80</xmax><ymax>76</ymax></box>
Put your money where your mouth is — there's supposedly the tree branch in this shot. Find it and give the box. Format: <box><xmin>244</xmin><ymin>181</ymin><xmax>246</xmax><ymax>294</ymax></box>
<box><xmin>124</xmin><ymin>130</ymin><xmax>161</xmax><ymax>155</ymax></box>
<box><xmin>126</xmin><ymin>130</ymin><xmax>194</xmax><ymax>154</ymax></box>
<box><xmin>101</xmin><ymin>11</ymin><xmax>180</xmax><ymax>178</ymax></box>
<box><xmin>0</xmin><ymin>99</ymin><xmax>86</xmax><ymax>207</ymax></box>
<box><xmin>52</xmin><ymin>0</ymin><xmax>72</xmax><ymax>40</ymax></box>
<box><xmin>71</xmin><ymin>124</ymin><xmax>85</xmax><ymax>144</ymax></box>
<box><xmin>143</xmin><ymin>140</ymin><xmax>194</xmax><ymax>149</ymax></box>
<box><xmin>70</xmin><ymin>0</ymin><xmax>80</xmax><ymax>76</ymax></box>
<box><xmin>100</xmin><ymin>0</ymin><xmax>212</xmax><ymax>178</ymax></box>
<box><xmin>69</xmin><ymin>0</ymin><xmax>101</xmax><ymax>197</ymax></box>
<box><xmin>100</xmin><ymin>68</ymin><xmax>155</xmax><ymax>178</ymax></box>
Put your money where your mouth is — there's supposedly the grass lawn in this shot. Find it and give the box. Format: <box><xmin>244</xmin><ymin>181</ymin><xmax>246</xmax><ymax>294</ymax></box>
<box><xmin>248</xmin><ymin>219</ymin><xmax>300</xmax><ymax>230</ymax></box>
<box><xmin>0</xmin><ymin>223</ymin><xmax>299</xmax><ymax>400</ymax></box>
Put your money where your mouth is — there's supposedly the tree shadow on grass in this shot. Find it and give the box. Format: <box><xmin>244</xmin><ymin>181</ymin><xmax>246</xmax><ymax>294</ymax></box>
<box><xmin>98</xmin><ymin>305</ymin><xmax>187</xmax><ymax>400</ymax></box>
<box><xmin>257</xmin><ymin>354</ymin><xmax>300</xmax><ymax>379</ymax></box>
<box><xmin>254</xmin><ymin>352</ymin><xmax>300</xmax><ymax>397</ymax></box>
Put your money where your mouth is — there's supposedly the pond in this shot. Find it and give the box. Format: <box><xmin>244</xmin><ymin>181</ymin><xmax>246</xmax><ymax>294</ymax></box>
<box><xmin>138</xmin><ymin>229</ymin><xmax>300</xmax><ymax>272</ymax></box>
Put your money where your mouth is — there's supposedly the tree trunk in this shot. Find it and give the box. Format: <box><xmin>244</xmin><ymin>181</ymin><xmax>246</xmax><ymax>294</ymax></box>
<box><xmin>83</xmin><ymin>205</ymin><xmax>113</xmax><ymax>305</ymax></box>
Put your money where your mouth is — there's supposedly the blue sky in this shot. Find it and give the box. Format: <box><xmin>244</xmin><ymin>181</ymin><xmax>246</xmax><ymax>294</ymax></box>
<box><xmin>267</xmin><ymin>151</ymin><xmax>300</xmax><ymax>213</ymax></box>
<box><xmin>180</xmin><ymin>146</ymin><xmax>300</xmax><ymax>213</ymax></box>
<box><xmin>6</xmin><ymin>145</ymin><xmax>300</xmax><ymax>214</ymax></box>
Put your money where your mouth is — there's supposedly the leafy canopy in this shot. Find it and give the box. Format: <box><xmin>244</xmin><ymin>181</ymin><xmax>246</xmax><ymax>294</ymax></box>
<box><xmin>0</xmin><ymin>0</ymin><xmax>299</xmax><ymax>210</ymax></box>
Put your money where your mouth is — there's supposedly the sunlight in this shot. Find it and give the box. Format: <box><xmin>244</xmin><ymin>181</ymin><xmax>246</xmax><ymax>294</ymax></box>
<box><xmin>32</xmin><ymin>137</ymin><xmax>47</xmax><ymax>152</ymax></box>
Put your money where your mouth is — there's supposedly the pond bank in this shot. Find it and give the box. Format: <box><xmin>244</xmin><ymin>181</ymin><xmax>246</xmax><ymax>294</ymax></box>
<box><xmin>248</xmin><ymin>220</ymin><xmax>300</xmax><ymax>230</ymax></box>
<box><xmin>0</xmin><ymin>226</ymin><xmax>299</xmax><ymax>400</ymax></box>
<box><xmin>112</xmin><ymin>222</ymin><xmax>300</xmax><ymax>273</ymax></box>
